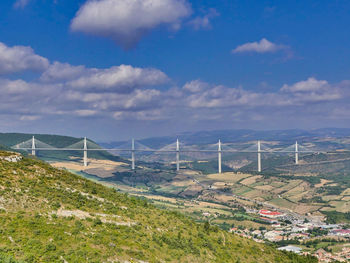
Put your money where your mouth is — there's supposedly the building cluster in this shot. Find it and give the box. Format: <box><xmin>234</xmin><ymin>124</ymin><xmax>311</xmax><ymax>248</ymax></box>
<box><xmin>330</xmin><ymin>229</ymin><xmax>350</xmax><ymax>237</ymax></box>
<box><xmin>314</xmin><ymin>247</ymin><xmax>350</xmax><ymax>262</ymax></box>
<box><xmin>228</xmin><ymin>209</ymin><xmax>350</xmax><ymax>262</ymax></box>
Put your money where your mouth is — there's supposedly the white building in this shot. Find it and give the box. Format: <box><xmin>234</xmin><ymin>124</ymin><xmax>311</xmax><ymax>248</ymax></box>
<box><xmin>278</xmin><ymin>245</ymin><xmax>302</xmax><ymax>254</ymax></box>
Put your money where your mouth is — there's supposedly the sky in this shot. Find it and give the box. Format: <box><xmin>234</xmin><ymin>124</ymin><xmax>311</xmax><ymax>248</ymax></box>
<box><xmin>1</xmin><ymin>0</ymin><xmax>350</xmax><ymax>141</ymax></box>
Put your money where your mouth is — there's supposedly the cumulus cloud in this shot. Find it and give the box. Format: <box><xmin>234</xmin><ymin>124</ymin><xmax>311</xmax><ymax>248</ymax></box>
<box><xmin>1</xmin><ymin>74</ymin><xmax>350</xmax><ymax>125</ymax></box>
<box><xmin>0</xmin><ymin>79</ymin><xmax>31</xmax><ymax>94</ymax></box>
<box><xmin>41</xmin><ymin>62</ymin><xmax>169</xmax><ymax>94</ymax></box>
<box><xmin>0</xmin><ymin>78</ymin><xmax>57</xmax><ymax>121</ymax></box>
<box><xmin>188</xmin><ymin>8</ymin><xmax>219</xmax><ymax>30</ymax></box>
<box><xmin>66</xmin><ymin>88</ymin><xmax>162</xmax><ymax>112</ymax></box>
<box><xmin>182</xmin><ymin>82</ymin><xmax>287</xmax><ymax>109</ymax></box>
<box><xmin>0</xmin><ymin>42</ymin><xmax>349</xmax><ymax>127</ymax></box>
<box><xmin>13</xmin><ymin>0</ymin><xmax>30</xmax><ymax>9</ymax></box>
<box><xmin>0</xmin><ymin>40</ymin><xmax>169</xmax><ymax>121</ymax></box>
<box><xmin>281</xmin><ymin>77</ymin><xmax>341</xmax><ymax>102</ymax></box>
<box><xmin>71</xmin><ymin>0</ymin><xmax>192</xmax><ymax>49</ymax></box>
<box><xmin>0</xmin><ymin>75</ymin><xmax>166</xmax><ymax>122</ymax></box>
<box><xmin>40</xmin><ymin>62</ymin><xmax>87</xmax><ymax>82</ymax></box>
<box><xmin>113</xmin><ymin>109</ymin><xmax>163</xmax><ymax>120</ymax></box>
<box><xmin>232</xmin><ymin>38</ymin><xmax>284</xmax><ymax>54</ymax></box>
<box><xmin>0</xmin><ymin>42</ymin><xmax>49</xmax><ymax>74</ymax></box>
<box><xmin>182</xmin><ymin>80</ymin><xmax>210</xmax><ymax>93</ymax></box>
<box><xmin>281</xmin><ymin>77</ymin><xmax>329</xmax><ymax>92</ymax></box>
<box><xmin>186</xmin><ymin>85</ymin><xmax>261</xmax><ymax>108</ymax></box>
<box><xmin>180</xmin><ymin>77</ymin><xmax>347</xmax><ymax>112</ymax></box>
<box><xmin>67</xmin><ymin>65</ymin><xmax>169</xmax><ymax>92</ymax></box>
<box><xmin>19</xmin><ymin>115</ymin><xmax>41</xmax><ymax>121</ymax></box>
<box><xmin>74</xmin><ymin>109</ymin><xmax>98</xmax><ymax>117</ymax></box>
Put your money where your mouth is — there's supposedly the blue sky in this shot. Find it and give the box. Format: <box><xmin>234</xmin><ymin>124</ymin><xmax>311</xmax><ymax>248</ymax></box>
<box><xmin>0</xmin><ymin>0</ymin><xmax>350</xmax><ymax>141</ymax></box>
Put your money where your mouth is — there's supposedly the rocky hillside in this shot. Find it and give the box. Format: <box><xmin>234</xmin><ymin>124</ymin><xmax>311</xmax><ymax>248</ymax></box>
<box><xmin>0</xmin><ymin>151</ymin><xmax>316</xmax><ymax>262</ymax></box>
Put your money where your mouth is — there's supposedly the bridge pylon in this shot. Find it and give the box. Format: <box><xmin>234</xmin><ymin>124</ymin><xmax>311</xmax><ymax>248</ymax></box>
<box><xmin>31</xmin><ymin>136</ymin><xmax>36</xmax><ymax>156</ymax></box>
<box><xmin>176</xmin><ymin>139</ymin><xmax>180</xmax><ymax>172</ymax></box>
<box><xmin>258</xmin><ymin>140</ymin><xmax>262</xmax><ymax>172</ymax></box>
<box><xmin>83</xmin><ymin>137</ymin><xmax>88</xmax><ymax>167</ymax></box>
<box><xmin>218</xmin><ymin>140</ymin><xmax>222</xmax><ymax>174</ymax></box>
<box><xmin>131</xmin><ymin>139</ymin><xmax>135</xmax><ymax>170</ymax></box>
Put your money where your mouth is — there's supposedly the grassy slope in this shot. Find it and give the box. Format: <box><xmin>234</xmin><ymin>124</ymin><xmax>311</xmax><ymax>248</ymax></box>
<box><xmin>0</xmin><ymin>152</ymin><xmax>316</xmax><ymax>263</ymax></box>
<box><xmin>0</xmin><ymin>133</ymin><xmax>125</xmax><ymax>163</ymax></box>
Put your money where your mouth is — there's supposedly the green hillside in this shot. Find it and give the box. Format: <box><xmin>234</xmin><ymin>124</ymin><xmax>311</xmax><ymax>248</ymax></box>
<box><xmin>0</xmin><ymin>151</ymin><xmax>316</xmax><ymax>262</ymax></box>
<box><xmin>0</xmin><ymin>133</ymin><xmax>125</xmax><ymax>163</ymax></box>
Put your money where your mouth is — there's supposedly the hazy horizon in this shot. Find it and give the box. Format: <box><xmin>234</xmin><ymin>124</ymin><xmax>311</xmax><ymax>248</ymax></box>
<box><xmin>2</xmin><ymin>127</ymin><xmax>350</xmax><ymax>143</ymax></box>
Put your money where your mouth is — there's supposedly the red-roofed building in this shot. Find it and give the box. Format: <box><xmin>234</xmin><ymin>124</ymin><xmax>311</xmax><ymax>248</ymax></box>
<box><xmin>259</xmin><ymin>210</ymin><xmax>284</xmax><ymax>219</ymax></box>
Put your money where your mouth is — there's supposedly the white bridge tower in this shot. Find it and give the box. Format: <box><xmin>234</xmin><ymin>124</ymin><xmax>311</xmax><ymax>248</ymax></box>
<box><xmin>31</xmin><ymin>136</ymin><xmax>36</xmax><ymax>156</ymax></box>
<box><xmin>176</xmin><ymin>139</ymin><xmax>180</xmax><ymax>172</ymax></box>
<box><xmin>83</xmin><ymin>137</ymin><xmax>88</xmax><ymax>167</ymax></box>
<box><xmin>258</xmin><ymin>140</ymin><xmax>262</xmax><ymax>172</ymax></box>
<box><xmin>131</xmin><ymin>138</ymin><xmax>135</xmax><ymax>170</ymax></box>
<box><xmin>218</xmin><ymin>140</ymin><xmax>222</xmax><ymax>174</ymax></box>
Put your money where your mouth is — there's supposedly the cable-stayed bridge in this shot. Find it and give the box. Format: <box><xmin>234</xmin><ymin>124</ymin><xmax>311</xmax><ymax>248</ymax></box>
<box><xmin>12</xmin><ymin>136</ymin><xmax>348</xmax><ymax>173</ymax></box>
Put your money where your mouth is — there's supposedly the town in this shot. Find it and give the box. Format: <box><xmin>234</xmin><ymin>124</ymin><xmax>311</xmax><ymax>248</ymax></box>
<box><xmin>226</xmin><ymin>208</ymin><xmax>350</xmax><ymax>262</ymax></box>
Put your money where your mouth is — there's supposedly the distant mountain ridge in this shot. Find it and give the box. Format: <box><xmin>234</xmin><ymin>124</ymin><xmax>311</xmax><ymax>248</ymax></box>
<box><xmin>100</xmin><ymin>128</ymin><xmax>350</xmax><ymax>149</ymax></box>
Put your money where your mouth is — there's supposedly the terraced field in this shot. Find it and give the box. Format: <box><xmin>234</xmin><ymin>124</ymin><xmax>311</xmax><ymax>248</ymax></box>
<box><xmin>159</xmin><ymin>171</ymin><xmax>350</xmax><ymax>215</ymax></box>
<box><xmin>51</xmin><ymin>152</ymin><xmax>350</xmax><ymax>217</ymax></box>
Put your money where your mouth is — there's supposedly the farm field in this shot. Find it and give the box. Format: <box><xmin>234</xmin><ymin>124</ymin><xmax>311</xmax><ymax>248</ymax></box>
<box><xmin>49</xmin><ymin>153</ymin><xmax>350</xmax><ymax>218</ymax></box>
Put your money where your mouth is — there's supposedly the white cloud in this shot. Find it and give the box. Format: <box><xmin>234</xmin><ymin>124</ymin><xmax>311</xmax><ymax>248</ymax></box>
<box><xmin>188</xmin><ymin>8</ymin><xmax>219</xmax><ymax>30</ymax></box>
<box><xmin>232</xmin><ymin>38</ymin><xmax>283</xmax><ymax>54</ymax></box>
<box><xmin>74</xmin><ymin>109</ymin><xmax>98</xmax><ymax>117</ymax></box>
<box><xmin>113</xmin><ymin>109</ymin><xmax>163</xmax><ymax>120</ymax></box>
<box><xmin>41</xmin><ymin>62</ymin><xmax>169</xmax><ymax>94</ymax></box>
<box><xmin>183</xmin><ymin>80</ymin><xmax>209</xmax><ymax>93</ymax></box>
<box><xmin>281</xmin><ymin>77</ymin><xmax>329</xmax><ymax>92</ymax></box>
<box><xmin>185</xmin><ymin>85</ymin><xmax>267</xmax><ymax>108</ymax></box>
<box><xmin>19</xmin><ymin>115</ymin><xmax>40</xmax><ymax>121</ymax></box>
<box><xmin>13</xmin><ymin>0</ymin><xmax>30</xmax><ymax>9</ymax></box>
<box><xmin>0</xmin><ymin>41</ymin><xmax>349</xmax><ymax>127</ymax></box>
<box><xmin>281</xmin><ymin>77</ymin><xmax>341</xmax><ymax>102</ymax></box>
<box><xmin>66</xmin><ymin>88</ymin><xmax>162</xmax><ymax>111</ymax></box>
<box><xmin>0</xmin><ymin>79</ymin><xmax>31</xmax><ymax>93</ymax></box>
<box><xmin>1</xmin><ymin>74</ymin><xmax>350</xmax><ymax>124</ymax></box>
<box><xmin>67</xmin><ymin>65</ymin><xmax>169</xmax><ymax>92</ymax></box>
<box><xmin>181</xmin><ymin>77</ymin><xmax>345</xmax><ymax>111</ymax></box>
<box><xmin>71</xmin><ymin>0</ymin><xmax>192</xmax><ymax>49</ymax></box>
<box><xmin>40</xmin><ymin>62</ymin><xmax>87</xmax><ymax>82</ymax></box>
<box><xmin>0</xmin><ymin>42</ymin><xmax>49</xmax><ymax>74</ymax></box>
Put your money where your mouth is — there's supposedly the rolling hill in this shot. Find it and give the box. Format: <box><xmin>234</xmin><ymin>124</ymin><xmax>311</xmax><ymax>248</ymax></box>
<box><xmin>0</xmin><ymin>133</ymin><xmax>126</xmax><ymax>164</ymax></box>
<box><xmin>0</xmin><ymin>150</ymin><xmax>316</xmax><ymax>262</ymax></box>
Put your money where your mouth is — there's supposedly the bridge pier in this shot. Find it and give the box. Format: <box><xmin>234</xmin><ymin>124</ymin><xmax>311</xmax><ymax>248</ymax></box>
<box><xmin>31</xmin><ymin>136</ymin><xmax>36</xmax><ymax>156</ymax></box>
<box><xmin>295</xmin><ymin>141</ymin><xmax>299</xmax><ymax>165</ymax></box>
<box><xmin>176</xmin><ymin>139</ymin><xmax>180</xmax><ymax>172</ymax></box>
<box><xmin>218</xmin><ymin>140</ymin><xmax>222</xmax><ymax>174</ymax></box>
<box><xmin>131</xmin><ymin>139</ymin><xmax>135</xmax><ymax>170</ymax></box>
<box><xmin>83</xmin><ymin>137</ymin><xmax>88</xmax><ymax>167</ymax></box>
<box><xmin>258</xmin><ymin>140</ymin><xmax>261</xmax><ymax>172</ymax></box>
